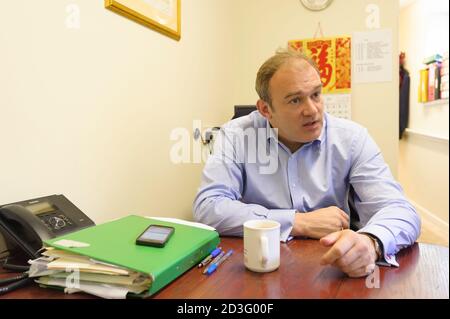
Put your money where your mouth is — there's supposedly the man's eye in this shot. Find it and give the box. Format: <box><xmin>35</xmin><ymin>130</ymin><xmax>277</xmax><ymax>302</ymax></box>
<box><xmin>312</xmin><ymin>92</ymin><xmax>321</xmax><ymax>99</ymax></box>
<box><xmin>289</xmin><ymin>97</ymin><xmax>301</xmax><ymax>104</ymax></box>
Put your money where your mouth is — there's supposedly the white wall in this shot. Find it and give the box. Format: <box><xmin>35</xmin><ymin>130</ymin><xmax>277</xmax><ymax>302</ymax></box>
<box><xmin>231</xmin><ymin>0</ymin><xmax>400</xmax><ymax>175</ymax></box>
<box><xmin>398</xmin><ymin>0</ymin><xmax>449</xmax><ymax>224</ymax></box>
<box><xmin>0</xmin><ymin>0</ymin><xmax>235</xmax><ymax>223</ymax></box>
<box><xmin>400</xmin><ymin>0</ymin><xmax>449</xmax><ymax>136</ymax></box>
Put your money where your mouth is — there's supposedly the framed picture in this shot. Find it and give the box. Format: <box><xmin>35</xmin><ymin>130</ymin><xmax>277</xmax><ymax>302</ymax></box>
<box><xmin>105</xmin><ymin>0</ymin><xmax>181</xmax><ymax>41</ymax></box>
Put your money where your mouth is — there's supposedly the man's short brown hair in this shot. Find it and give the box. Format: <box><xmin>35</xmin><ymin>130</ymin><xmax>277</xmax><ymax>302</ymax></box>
<box><xmin>255</xmin><ymin>49</ymin><xmax>319</xmax><ymax>106</ymax></box>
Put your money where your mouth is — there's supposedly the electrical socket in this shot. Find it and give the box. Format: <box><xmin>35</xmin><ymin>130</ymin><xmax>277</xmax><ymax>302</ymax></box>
<box><xmin>193</xmin><ymin>126</ymin><xmax>220</xmax><ymax>144</ymax></box>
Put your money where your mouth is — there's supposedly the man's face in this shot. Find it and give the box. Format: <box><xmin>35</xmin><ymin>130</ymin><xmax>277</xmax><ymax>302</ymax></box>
<box><xmin>259</xmin><ymin>59</ymin><xmax>324</xmax><ymax>151</ymax></box>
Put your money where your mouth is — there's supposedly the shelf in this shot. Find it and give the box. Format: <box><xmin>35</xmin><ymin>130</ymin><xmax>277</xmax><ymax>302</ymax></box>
<box><xmin>421</xmin><ymin>99</ymin><xmax>449</xmax><ymax>106</ymax></box>
<box><xmin>404</xmin><ymin>128</ymin><xmax>449</xmax><ymax>143</ymax></box>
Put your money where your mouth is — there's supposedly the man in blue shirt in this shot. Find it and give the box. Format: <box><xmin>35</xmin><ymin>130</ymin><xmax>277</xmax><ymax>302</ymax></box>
<box><xmin>193</xmin><ymin>50</ymin><xmax>420</xmax><ymax>277</ymax></box>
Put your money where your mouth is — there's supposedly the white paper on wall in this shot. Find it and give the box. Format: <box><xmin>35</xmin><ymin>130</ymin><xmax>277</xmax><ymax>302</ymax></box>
<box><xmin>352</xmin><ymin>29</ymin><xmax>393</xmax><ymax>83</ymax></box>
<box><xmin>324</xmin><ymin>94</ymin><xmax>352</xmax><ymax>120</ymax></box>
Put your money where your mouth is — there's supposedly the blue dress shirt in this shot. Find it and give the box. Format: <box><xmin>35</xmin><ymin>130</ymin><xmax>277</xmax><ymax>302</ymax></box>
<box><xmin>193</xmin><ymin>111</ymin><xmax>421</xmax><ymax>263</ymax></box>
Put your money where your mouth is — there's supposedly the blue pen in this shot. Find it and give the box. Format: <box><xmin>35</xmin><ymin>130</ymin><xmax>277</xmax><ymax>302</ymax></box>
<box><xmin>198</xmin><ymin>247</ymin><xmax>221</xmax><ymax>268</ymax></box>
<box><xmin>203</xmin><ymin>251</ymin><xmax>225</xmax><ymax>274</ymax></box>
<box><xmin>206</xmin><ymin>250</ymin><xmax>233</xmax><ymax>275</ymax></box>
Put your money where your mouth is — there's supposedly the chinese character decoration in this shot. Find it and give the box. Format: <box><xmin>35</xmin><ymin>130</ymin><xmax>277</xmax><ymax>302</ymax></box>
<box><xmin>288</xmin><ymin>36</ymin><xmax>351</xmax><ymax>94</ymax></box>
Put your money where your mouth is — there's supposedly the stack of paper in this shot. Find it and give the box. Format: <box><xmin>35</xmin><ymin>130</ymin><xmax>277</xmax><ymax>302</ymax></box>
<box><xmin>28</xmin><ymin>247</ymin><xmax>152</xmax><ymax>299</ymax></box>
<box><xmin>31</xmin><ymin>215</ymin><xmax>220</xmax><ymax>298</ymax></box>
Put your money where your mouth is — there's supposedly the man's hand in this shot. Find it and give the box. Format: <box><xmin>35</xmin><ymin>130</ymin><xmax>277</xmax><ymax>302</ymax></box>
<box><xmin>291</xmin><ymin>206</ymin><xmax>349</xmax><ymax>239</ymax></box>
<box><xmin>319</xmin><ymin>229</ymin><xmax>378</xmax><ymax>278</ymax></box>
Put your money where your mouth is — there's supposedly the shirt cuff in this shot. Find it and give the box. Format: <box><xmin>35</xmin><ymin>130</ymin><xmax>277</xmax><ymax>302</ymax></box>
<box><xmin>357</xmin><ymin>225</ymin><xmax>399</xmax><ymax>267</ymax></box>
<box><xmin>266</xmin><ymin>209</ymin><xmax>296</xmax><ymax>242</ymax></box>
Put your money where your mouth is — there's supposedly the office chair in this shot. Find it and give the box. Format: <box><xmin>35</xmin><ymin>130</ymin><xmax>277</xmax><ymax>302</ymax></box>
<box><xmin>232</xmin><ymin>105</ymin><xmax>257</xmax><ymax>119</ymax></box>
<box><xmin>348</xmin><ymin>185</ymin><xmax>362</xmax><ymax>231</ymax></box>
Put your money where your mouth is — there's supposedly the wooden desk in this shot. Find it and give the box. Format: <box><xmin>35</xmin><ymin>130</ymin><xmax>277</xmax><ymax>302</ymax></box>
<box><xmin>1</xmin><ymin>238</ymin><xmax>448</xmax><ymax>299</ymax></box>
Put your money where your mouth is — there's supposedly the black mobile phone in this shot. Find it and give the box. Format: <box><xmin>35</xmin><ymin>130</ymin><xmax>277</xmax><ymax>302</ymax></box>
<box><xmin>136</xmin><ymin>224</ymin><xmax>175</xmax><ymax>247</ymax></box>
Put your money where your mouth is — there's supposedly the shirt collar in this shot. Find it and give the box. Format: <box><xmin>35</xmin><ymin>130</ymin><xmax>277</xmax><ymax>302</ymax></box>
<box><xmin>266</xmin><ymin>119</ymin><xmax>278</xmax><ymax>142</ymax></box>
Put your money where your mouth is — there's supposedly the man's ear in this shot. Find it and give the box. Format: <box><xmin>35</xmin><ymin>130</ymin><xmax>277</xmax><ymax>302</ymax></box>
<box><xmin>256</xmin><ymin>99</ymin><xmax>272</xmax><ymax>119</ymax></box>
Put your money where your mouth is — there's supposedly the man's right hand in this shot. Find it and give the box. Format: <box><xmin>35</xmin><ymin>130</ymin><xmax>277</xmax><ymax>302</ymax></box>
<box><xmin>291</xmin><ymin>206</ymin><xmax>350</xmax><ymax>239</ymax></box>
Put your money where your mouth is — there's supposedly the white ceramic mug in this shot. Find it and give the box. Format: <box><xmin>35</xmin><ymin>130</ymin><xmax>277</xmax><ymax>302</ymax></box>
<box><xmin>243</xmin><ymin>219</ymin><xmax>280</xmax><ymax>272</ymax></box>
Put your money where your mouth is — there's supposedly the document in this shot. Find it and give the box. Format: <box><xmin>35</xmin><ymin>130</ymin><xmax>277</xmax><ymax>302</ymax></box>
<box><xmin>36</xmin><ymin>277</ymin><xmax>130</xmax><ymax>299</ymax></box>
<box><xmin>30</xmin><ymin>247</ymin><xmax>152</xmax><ymax>299</ymax></box>
<box><xmin>353</xmin><ymin>29</ymin><xmax>393</xmax><ymax>83</ymax></box>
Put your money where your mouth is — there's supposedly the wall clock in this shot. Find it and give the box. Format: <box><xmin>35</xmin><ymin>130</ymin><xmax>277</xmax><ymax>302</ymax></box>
<box><xmin>300</xmin><ymin>0</ymin><xmax>333</xmax><ymax>11</ymax></box>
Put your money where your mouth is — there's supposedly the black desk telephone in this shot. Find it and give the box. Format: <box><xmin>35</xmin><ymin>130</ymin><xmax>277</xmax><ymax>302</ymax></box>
<box><xmin>0</xmin><ymin>195</ymin><xmax>95</xmax><ymax>264</ymax></box>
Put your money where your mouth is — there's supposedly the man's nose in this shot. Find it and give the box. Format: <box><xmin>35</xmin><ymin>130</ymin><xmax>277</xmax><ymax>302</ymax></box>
<box><xmin>302</xmin><ymin>98</ymin><xmax>319</xmax><ymax>117</ymax></box>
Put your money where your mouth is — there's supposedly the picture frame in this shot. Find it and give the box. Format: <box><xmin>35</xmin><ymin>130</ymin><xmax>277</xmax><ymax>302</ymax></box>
<box><xmin>105</xmin><ymin>0</ymin><xmax>181</xmax><ymax>41</ymax></box>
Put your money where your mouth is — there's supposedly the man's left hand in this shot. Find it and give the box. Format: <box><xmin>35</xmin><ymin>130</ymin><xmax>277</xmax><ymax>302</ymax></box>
<box><xmin>319</xmin><ymin>229</ymin><xmax>378</xmax><ymax>278</ymax></box>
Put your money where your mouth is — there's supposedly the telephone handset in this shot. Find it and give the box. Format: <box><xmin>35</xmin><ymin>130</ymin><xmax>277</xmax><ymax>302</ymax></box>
<box><xmin>0</xmin><ymin>195</ymin><xmax>95</xmax><ymax>264</ymax></box>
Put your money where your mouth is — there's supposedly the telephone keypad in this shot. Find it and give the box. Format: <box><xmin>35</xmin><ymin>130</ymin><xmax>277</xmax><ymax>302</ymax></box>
<box><xmin>39</xmin><ymin>212</ymin><xmax>75</xmax><ymax>233</ymax></box>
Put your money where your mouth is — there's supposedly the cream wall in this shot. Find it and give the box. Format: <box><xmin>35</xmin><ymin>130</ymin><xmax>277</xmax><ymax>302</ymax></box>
<box><xmin>0</xmin><ymin>0</ymin><xmax>403</xmax><ymax>227</ymax></box>
<box><xmin>231</xmin><ymin>0</ymin><xmax>400</xmax><ymax>175</ymax></box>
<box><xmin>0</xmin><ymin>0</ymin><xmax>235</xmax><ymax>223</ymax></box>
<box><xmin>398</xmin><ymin>0</ymin><xmax>449</xmax><ymax>224</ymax></box>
